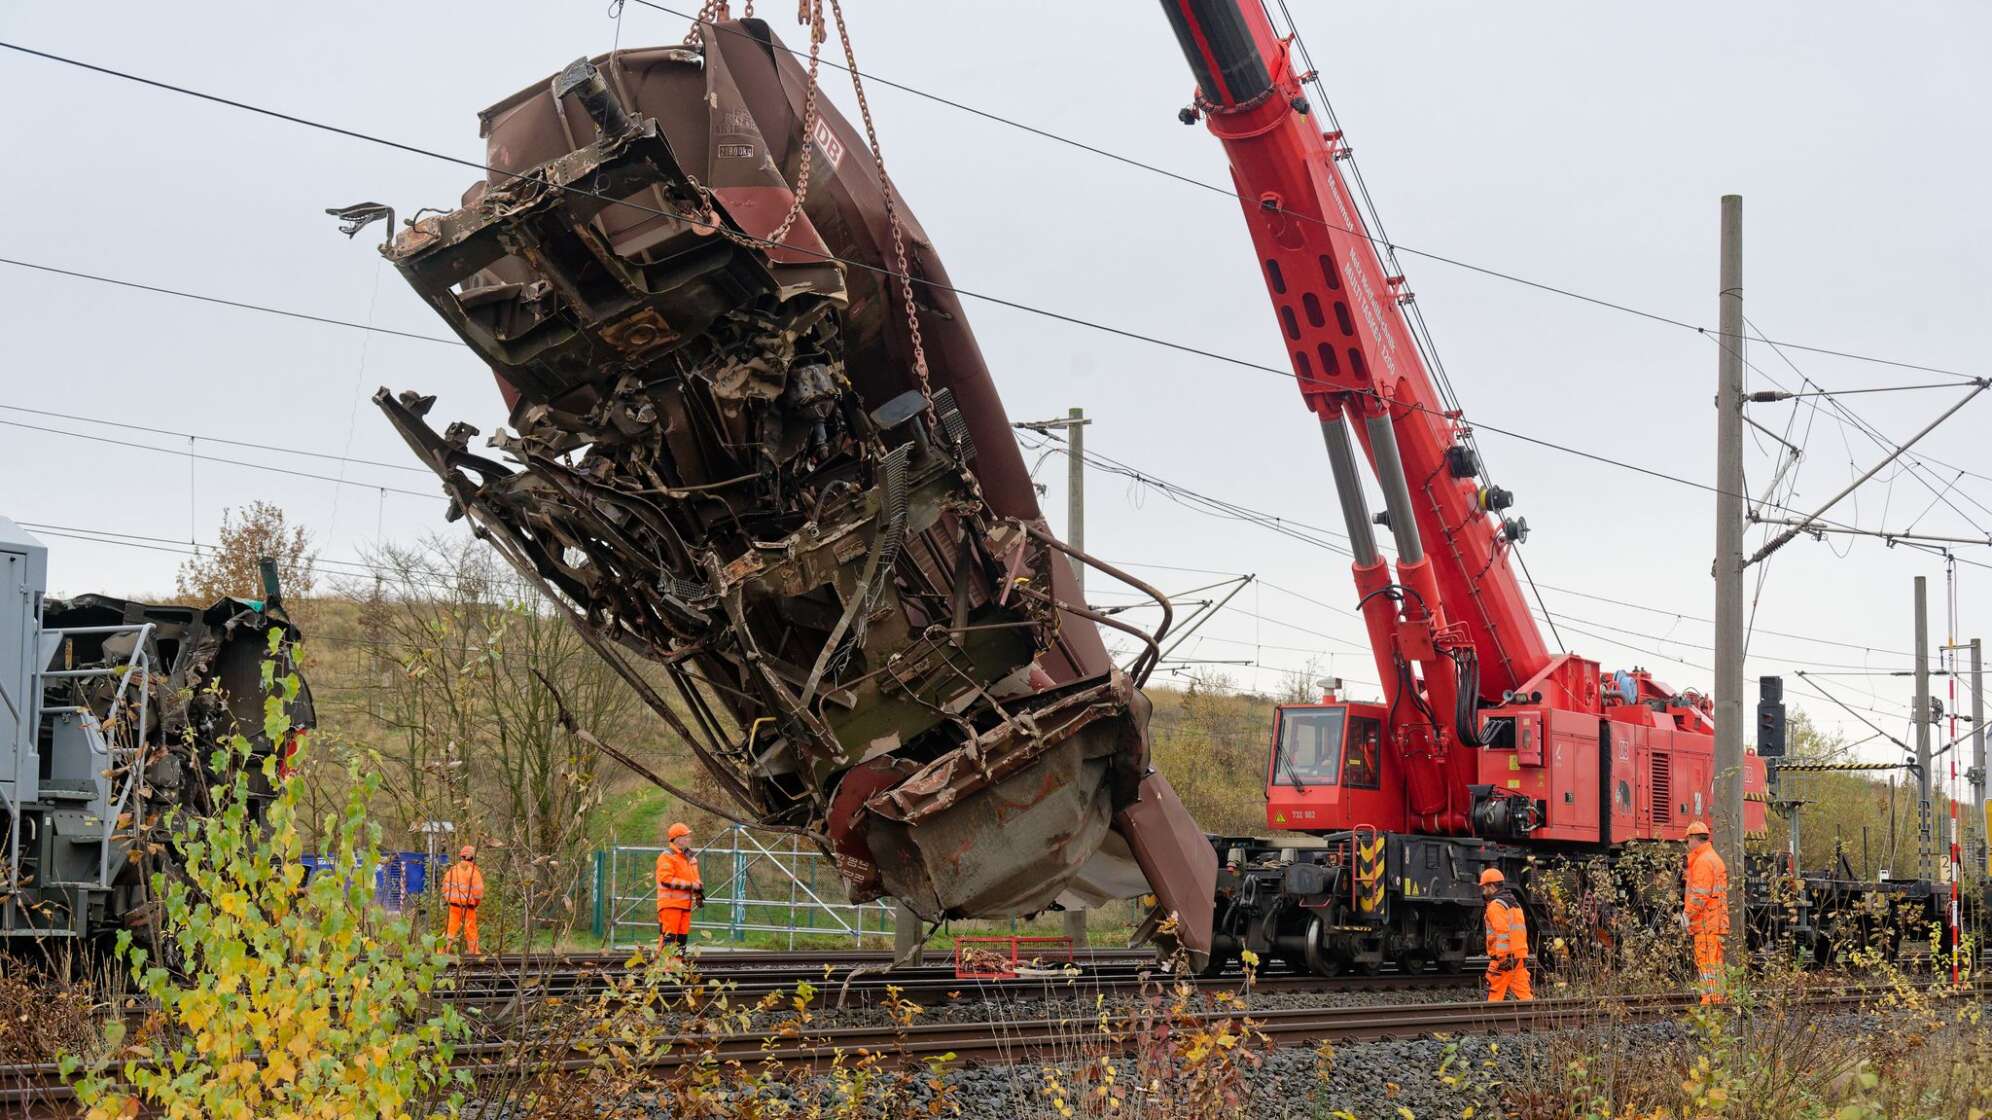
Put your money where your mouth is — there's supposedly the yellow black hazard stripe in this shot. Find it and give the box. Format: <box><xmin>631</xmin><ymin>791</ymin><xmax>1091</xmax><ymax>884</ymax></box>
<box><xmin>1355</xmin><ymin>834</ymin><xmax>1387</xmax><ymax>915</ymax></box>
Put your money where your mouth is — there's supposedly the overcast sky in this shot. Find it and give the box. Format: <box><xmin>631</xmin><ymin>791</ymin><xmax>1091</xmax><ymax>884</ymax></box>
<box><xmin>4</xmin><ymin>1</ymin><xmax>1989</xmax><ymax>772</ymax></box>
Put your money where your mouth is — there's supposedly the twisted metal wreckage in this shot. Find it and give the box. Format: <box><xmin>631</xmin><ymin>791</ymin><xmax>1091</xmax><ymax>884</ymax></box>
<box><xmin>362</xmin><ymin>19</ymin><xmax>1216</xmax><ymax>958</ymax></box>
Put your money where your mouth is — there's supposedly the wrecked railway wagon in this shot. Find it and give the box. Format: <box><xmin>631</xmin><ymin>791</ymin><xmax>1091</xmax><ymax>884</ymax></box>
<box><xmin>368</xmin><ymin>22</ymin><xmax>1216</xmax><ymax>956</ymax></box>
<box><xmin>1</xmin><ymin>518</ymin><xmax>312</xmax><ymax>944</ymax></box>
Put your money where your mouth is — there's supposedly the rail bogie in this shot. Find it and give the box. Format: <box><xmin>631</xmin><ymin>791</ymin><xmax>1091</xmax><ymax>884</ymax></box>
<box><xmin>1204</xmin><ymin>829</ymin><xmax>1971</xmax><ymax>977</ymax></box>
<box><xmin>1206</xmin><ymin>832</ymin><xmax>1527</xmax><ymax>976</ymax></box>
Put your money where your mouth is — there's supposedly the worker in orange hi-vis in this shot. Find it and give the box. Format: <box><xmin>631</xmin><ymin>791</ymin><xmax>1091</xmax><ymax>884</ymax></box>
<box><xmin>1480</xmin><ymin>867</ymin><xmax>1533</xmax><ymax>1002</ymax></box>
<box><xmin>441</xmin><ymin>845</ymin><xmax>485</xmax><ymax>955</ymax></box>
<box><xmin>655</xmin><ymin>822</ymin><xmax>703</xmax><ymax>953</ymax></box>
<box><xmin>1682</xmin><ymin>820</ymin><xmax>1729</xmax><ymax>1004</ymax></box>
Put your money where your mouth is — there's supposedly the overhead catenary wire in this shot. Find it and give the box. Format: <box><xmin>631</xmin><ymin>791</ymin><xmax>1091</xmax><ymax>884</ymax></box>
<box><xmin>24</xmin><ymin>404</ymin><xmax>1930</xmax><ymax>713</ymax></box>
<box><xmin>0</xmin><ymin>42</ymin><xmax>1320</xmax><ymax>388</ymax></box>
<box><xmin>613</xmin><ymin>3</ymin><xmax>1987</xmax><ymax>389</ymax></box>
<box><xmin>0</xmin><ymin>37</ymin><xmax>1982</xmax><ymax>416</ymax></box>
<box><xmin>20</xmin><ymin>522</ymin><xmax>505</xmax><ymax>596</ymax></box>
<box><xmin>3</xmin><ymin>40</ymin><xmax>1983</xmax><ymax>553</ymax></box>
<box><xmin>1</xmin><ymin>419</ymin><xmax>443</xmax><ymax>500</ymax></box>
<box><xmin>0</xmin><ymin>256</ymin><xmax>461</xmax><ymax>349</ymax></box>
<box><xmin>34</xmin><ymin>503</ymin><xmax>1920</xmax><ymax>711</ymax></box>
<box><xmin>1744</xmin><ymin>317</ymin><xmax>1992</xmax><ymax>531</ymax></box>
<box><xmin>0</xmin><ymin>35</ymin><xmax>1965</xmax><ymax>731</ymax></box>
<box><xmin>1017</xmin><ymin>429</ymin><xmax>1921</xmax><ymax>661</ymax></box>
<box><xmin>30</xmin><ymin>519</ymin><xmax>1920</xmax><ymax>725</ymax></box>
<box><xmin>0</xmin><ymin>403</ymin><xmax>434</xmax><ymax>474</ymax></box>
<box><xmin>9</xmin><ymin>392</ymin><xmax>1923</xmax><ymax>670</ymax></box>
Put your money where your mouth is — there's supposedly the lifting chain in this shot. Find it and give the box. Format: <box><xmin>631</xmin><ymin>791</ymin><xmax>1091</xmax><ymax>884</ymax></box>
<box><xmin>684</xmin><ymin>0</ymin><xmax>729</xmax><ymax>44</ymax></box>
<box><xmin>684</xmin><ymin>3</ymin><xmax>827</xmax><ymax>292</ymax></box>
<box><xmin>826</xmin><ymin>0</ymin><xmax>934</xmax><ymax>417</ymax></box>
<box><xmin>688</xmin><ymin>0</ymin><xmax>937</xmax><ymax>421</ymax></box>
<box><xmin>760</xmin><ymin>0</ymin><xmax>827</xmax><ymax>249</ymax></box>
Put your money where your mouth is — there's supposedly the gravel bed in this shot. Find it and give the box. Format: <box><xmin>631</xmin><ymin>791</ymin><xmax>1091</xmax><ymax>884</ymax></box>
<box><xmin>464</xmin><ymin>1006</ymin><xmax>1955</xmax><ymax>1119</ymax></box>
<box><xmin>457</xmin><ymin>971</ymin><xmax>1481</xmax><ymax>1039</ymax></box>
<box><xmin>713</xmin><ymin>973</ymin><xmax>1482</xmax><ymax>1030</ymax></box>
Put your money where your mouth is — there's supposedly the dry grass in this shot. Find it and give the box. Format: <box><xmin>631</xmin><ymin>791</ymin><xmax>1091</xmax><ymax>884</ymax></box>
<box><xmin>1502</xmin><ymin>935</ymin><xmax>1992</xmax><ymax>1120</ymax></box>
<box><xmin>0</xmin><ymin>957</ymin><xmax>102</xmax><ymax>1065</ymax></box>
<box><xmin>437</xmin><ymin>942</ymin><xmax>1283</xmax><ymax>1120</ymax></box>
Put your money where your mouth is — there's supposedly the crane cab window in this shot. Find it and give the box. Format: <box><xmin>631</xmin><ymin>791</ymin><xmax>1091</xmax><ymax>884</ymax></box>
<box><xmin>1341</xmin><ymin>716</ymin><xmax>1382</xmax><ymax>790</ymax></box>
<box><xmin>1272</xmin><ymin>706</ymin><xmax>1347</xmax><ymax>785</ymax></box>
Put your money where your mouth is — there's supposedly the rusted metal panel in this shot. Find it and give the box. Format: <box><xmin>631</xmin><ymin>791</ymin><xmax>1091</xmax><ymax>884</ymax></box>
<box><xmin>369</xmin><ymin>22</ymin><xmax>1212</xmax><ymax>951</ymax></box>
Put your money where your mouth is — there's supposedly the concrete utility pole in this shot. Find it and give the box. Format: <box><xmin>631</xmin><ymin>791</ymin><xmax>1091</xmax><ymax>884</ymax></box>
<box><xmin>1013</xmin><ymin>407</ymin><xmax>1094</xmax><ymax>947</ymax></box>
<box><xmin>893</xmin><ymin>900</ymin><xmax>921</xmax><ymax>962</ymax></box>
<box><xmin>1067</xmin><ymin>407</ymin><xmax>1086</xmax><ymax>590</ymax></box>
<box><xmin>1712</xmin><ymin>195</ymin><xmax>1747</xmax><ymax>947</ymax></box>
<box><xmin>1061</xmin><ymin>406</ymin><xmax>1089</xmax><ymax>947</ymax></box>
<box><xmin>1974</xmin><ymin>639</ymin><xmax>1986</xmax><ymax>876</ymax></box>
<box><xmin>1915</xmin><ymin>576</ymin><xmax>1933</xmax><ymax>879</ymax></box>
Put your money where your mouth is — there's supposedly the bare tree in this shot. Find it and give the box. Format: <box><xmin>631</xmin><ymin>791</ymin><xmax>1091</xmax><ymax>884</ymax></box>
<box><xmin>1277</xmin><ymin>656</ymin><xmax>1331</xmax><ymax>705</ymax></box>
<box><xmin>175</xmin><ymin>501</ymin><xmax>317</xmax><ymax>604</ymax></box>
<box><xmin>347</xmin><ymin>536</ymin><xmax>651</xmax><ymax>933</ymax></box>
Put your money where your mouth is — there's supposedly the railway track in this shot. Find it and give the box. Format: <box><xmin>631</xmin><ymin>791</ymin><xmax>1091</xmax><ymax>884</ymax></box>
<box><xmin>441</xmin><ymin>951</ymin><xmax>1474</xmax><ymax>1011</ymax></box>
<box><xmin>446</xmin><ymin>979</ymin><xmax>1986</xmax><ymax>1071</ymax></box>
<box><xmin>452</xmin><ymin>946</ymin><xmax>1159</xmax><ymax>973</ymax></box>
<box><xmin>5</xmin><ymin>979</ymin><xmax>1981</xmax><ymax>1111</ymax></box>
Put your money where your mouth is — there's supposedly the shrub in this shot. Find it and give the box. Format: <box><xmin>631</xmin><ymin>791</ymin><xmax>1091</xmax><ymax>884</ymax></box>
<box><xmin>63</xmin><ymin>633</ymin><xmax>468</xmax><ymax>1119</ymax></box>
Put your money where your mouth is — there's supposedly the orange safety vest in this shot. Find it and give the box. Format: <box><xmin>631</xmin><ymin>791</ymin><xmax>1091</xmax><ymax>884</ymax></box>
<box><xmin>656</xmin><ymin>848</ymin><xmax>701</xmax><ymax>911</ymax></box>
<box><xmin>442</xmin><ymin>861</ymin><xmax>485</xmax><ymax>908</ymax></box>
<box><xmin>1685</xmin><ymin>844</ymin><xmax>1729</xmax><ymax>934</ymax></box>
<box><xmin>1484</xmin><ymin>894</ymin><xmax>1528</xmax><ymax>961</ymax></box>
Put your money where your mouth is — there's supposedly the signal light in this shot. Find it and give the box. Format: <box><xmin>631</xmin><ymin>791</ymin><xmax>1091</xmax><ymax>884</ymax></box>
<box><xmin>1757</xmin><ymin>675</ymin><xmax>1786</xmax><ymax>757</ymax></box>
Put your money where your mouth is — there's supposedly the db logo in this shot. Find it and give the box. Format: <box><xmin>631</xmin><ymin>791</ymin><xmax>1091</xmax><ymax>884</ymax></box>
<box><xmin>811</xmin><ymin>118</ymin><xmax>846</xmax><ymax>171</ymax></box>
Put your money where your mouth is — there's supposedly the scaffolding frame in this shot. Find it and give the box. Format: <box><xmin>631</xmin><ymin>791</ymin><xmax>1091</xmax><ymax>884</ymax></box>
<box><xmin>592</xmin><ymin>825</ymin><xmax>894</xmax><ymax>948</ymax></box>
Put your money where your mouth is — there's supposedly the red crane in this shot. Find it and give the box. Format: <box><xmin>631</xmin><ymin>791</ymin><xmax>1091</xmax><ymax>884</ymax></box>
<box><xmin>1159</xmin><ymin>0</ymin><xmax>1764</xmax><ymax>973</ymax></box>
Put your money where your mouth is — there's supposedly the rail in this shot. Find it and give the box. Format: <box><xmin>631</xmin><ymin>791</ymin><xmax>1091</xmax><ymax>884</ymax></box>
<box><xmin>4</xmin><ymin>977</ymin><xmax>1981</xmax><ymax>1107</ymax></box>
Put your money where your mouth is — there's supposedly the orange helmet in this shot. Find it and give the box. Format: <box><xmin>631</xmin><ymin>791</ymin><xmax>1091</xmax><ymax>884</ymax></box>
<box><xmin>459</xmin><ymin>845</ymin><xmax>475</xmax><ymax>860</ymax></box>
<box><xmin>1685</xmin><ymin>821</ymin><xmax>1711</xmax><ymax>839</ymax></box>
<box><xmin>1478</xmin><ymin>867</ymin><xmax>1505</xmax><ymax>886</ymax></box>
<box><xmin>667</xmin><ymin>822</ymin><xmax>692</xmax><ymax>841</ymax></box>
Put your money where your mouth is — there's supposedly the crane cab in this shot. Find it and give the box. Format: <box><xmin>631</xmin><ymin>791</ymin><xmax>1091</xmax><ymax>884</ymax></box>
<box><xmin>1265</xmin><ymin>701</ymin><xmax>1402</xmax><ymax>834</ymax></box>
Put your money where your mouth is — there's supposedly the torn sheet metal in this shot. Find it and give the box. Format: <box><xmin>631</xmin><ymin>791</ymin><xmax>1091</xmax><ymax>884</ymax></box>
<box><xmin>371</xmin><ymin>22</ymin><xmax>1213</xmax><ymax>949</ymax></box>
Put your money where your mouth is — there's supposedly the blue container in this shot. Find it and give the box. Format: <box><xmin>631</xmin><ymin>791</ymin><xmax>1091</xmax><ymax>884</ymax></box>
<box><xmin>397</xmin><ymin>851</ymin><xmax>432</xmax><ymax>896</ymax></box>
<box><xmin>373</xmin><ymin>851</ymin><xmax>437</xmax><ymax>912</ymax></box>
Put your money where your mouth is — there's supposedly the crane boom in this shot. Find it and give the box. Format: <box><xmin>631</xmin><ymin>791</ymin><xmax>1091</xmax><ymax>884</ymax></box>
<box><xmin>1153</xmin><ymin>2</ymin><xmax>1768</xmax><ymax>974</ymax></box>
<box><xmin>1160</xmin><ymin>0</ymin><xmax>1550</xmax><ymax>718</ymax></box>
